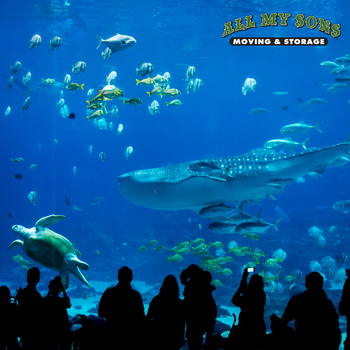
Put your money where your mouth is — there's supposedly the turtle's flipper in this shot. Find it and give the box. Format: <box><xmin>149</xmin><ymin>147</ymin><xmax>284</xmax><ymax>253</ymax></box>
<box><xmin>9</xmin><ymin>240</ymin><xmax>24</xmax><ymax>250</ymax></box>
<box><xmin>63</xmin><ymin>253</ymin><xmax>90</xmax><ymax>288</ymax></box>
<box><xmin>35</xmin><ymin>214</ymin><xmax>65</xmax><ymax>229</ymax></box>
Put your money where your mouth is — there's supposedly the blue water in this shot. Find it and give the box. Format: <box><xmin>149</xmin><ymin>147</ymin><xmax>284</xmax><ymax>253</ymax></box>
<box><xmin>1</xmin><ymin>0</ymin><xmax>349</xmax><ymax>330</ymax></box>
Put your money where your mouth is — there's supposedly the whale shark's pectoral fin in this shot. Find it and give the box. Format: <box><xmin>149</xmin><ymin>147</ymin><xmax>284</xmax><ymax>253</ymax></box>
<box><xmin>266</xmin><ymin>178</ymin><xmax>294</xmax><ymax>189</ymax></box>
<box><xmin>9</xmin><ymin>240</ymin><xmax>24</xmax><ymax>250</ymax></box>
<box><xmin>62</xmin><ymin>253</ymin><xmax>90</xmax><ymax>288</ymax></box>
<box><xmin>312</xmin><ymin>164</ymin><xmax>329</xmax><ymax>174</ymax></box>
<box><xmin>35</xmin><ymin>214</ymin><xmax>66</xmax><ymax>229</ymax></box>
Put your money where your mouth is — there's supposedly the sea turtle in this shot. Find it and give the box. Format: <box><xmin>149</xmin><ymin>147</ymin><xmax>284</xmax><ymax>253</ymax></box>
<box><xmin>9</xmin><ymin>214</ymin><xmax>90</xmax><ymax>289</ymax></box>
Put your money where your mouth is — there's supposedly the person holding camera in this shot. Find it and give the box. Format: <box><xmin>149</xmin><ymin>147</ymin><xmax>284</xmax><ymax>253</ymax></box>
<box><xmin>227</xmin><ymin>268</ymin><xmax>266</xmax><ymax>350</ymax></box>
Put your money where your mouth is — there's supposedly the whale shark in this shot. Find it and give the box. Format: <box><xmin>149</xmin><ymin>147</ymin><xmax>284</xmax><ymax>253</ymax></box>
<box><xmin>118</xmin><ymin>142</ymin><xmax>350</xmax><ymax>212</ymax></box>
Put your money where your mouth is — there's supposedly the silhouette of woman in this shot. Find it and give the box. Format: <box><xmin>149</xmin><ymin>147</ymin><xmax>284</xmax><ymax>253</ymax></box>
<box><xmin>230</xmin><ymin>268</ymin><xmax>266</xmax><ymax>350</ymax></box>
<box><xmin>339</xmin><ymin>268</ymin><xmax>350</xmax><ymax>350</ymax></box>
<box><xmin>146</xmin><ymin>274</ymin><xmax>186</xmax><ymax>350</ymax></box>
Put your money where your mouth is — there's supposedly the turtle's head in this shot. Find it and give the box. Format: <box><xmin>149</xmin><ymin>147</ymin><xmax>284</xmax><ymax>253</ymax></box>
<box><xmin>12</xmin><ymin>225</ymin><xmax>30</xmax><ymax>240</ymax></box>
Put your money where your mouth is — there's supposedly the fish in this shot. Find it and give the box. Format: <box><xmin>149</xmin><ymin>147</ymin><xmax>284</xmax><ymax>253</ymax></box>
<box><xmin>5</xmin><ymin>106</ymin><xmax>11</xmax><ymax>117</ymax></box>
<box><xmin>125</xmin><ymin>146</ymin><xmax>133</xmax><ymax>160</ymax></box>
<box><xmin>272</xmin><ymin>92</ymin><xmax>288</xmax><ymax>95</ymax></box>
<box><xmin>335</xmin><ymin>76</ymin><xmax>350</xmax><ymax>83</ymax></box>
<box><xmin>11</xmin><ymin>158</ymin><xmax>24</xmax><ymax>163</ymax></box>
<box><xmin>166</xmin><ymin>100</ymin><xmax>182</xmax><ymax>107</ymax></box>
<box><xmin>106</xmin><ymin>71</ymin><xmax>117</xmax><ymax>85</ymax></box>
<box><xmin>118</xmin><ymin>141</ymin><xmax>350</xmax><ymax>212</ymax></box>
<box><xmin>123</xmin><ymin>98</ymin><xmax>142</xmax><ymax>106</ymax></box>
<box><xmin>64</xmin><ymin>74</ymin><xmax>71</xmax><ymax>89</ymax></box>
<box><xmin>117</xmin><ymin>124</ymin><xmax>123</xmax><ymax>136</ymax></box>
<box><xmin>280</xmin><ymin>104</ymin><xmax>289</xmax><ymax>111</ymax></box>
<box><xmin>73</xmin><ymin>166</ymin><xmax>77</xmax><ymax>175</ymax></box>
<box><xmin>185</xmin><ymin>66</ymin><xmax>196</xmax><ymax>81</ymax></box>
<box><xmin>109</xmin><ymin>121</ymin><xmax>113</xmax><ymax>131</ymax></box>
<box><xmin>101</xmin><ymin>47</ymin><xmax>113</xmax><ymax>60</ymax></box>
<box><xmin>68</xmin><ymin>83</ymin><xmax>84</xmax><ymax>91</ymax></box>
<box><xmin>9</xmin><ymin>61</ymin><xmax>21</xmax><ymax>75</ymax></box>
<box><xmin>29</xmin><ymin>34</ymin><xmax>41</xmax><ymax>48</ymax></box>
<box><xmin>249</xmin><ymin>108</ymin><xmax>271</xmax><ymax>114</ymax></box>
<box><xmin>199</xmin><ymin>204</ymin><xmax>239</xmax><ymax>219</ymax></box>
<box><xmin>242</xmin><ymin>78</ymin><xmax>256</xmax><ymax>95</ymax></box>
<box><xmin>95</xmin><ymin>33</ymin><xmax>137</xmax><ymax>52</ymax></box>
<box><xmin>148</xmin><ymin>100</ymin><xmax>160</xmax><ymax>115</ymax></box>
<box><xmin>28</xmin><ymin>191</ymin><xmax>37</xmax><ymax>206</ymax></box>
<box><xmin>9</xmin><ymin>211</ymin><xmax>14</xmax><ymax>218</ymax></box>
<box><xmin>99</xmin><ymin>152</ymin><xmax>106</xmax><ymax>162</ymax></box>
<box><xmin>13</xmin><ymin>174</ymin><xmax>23</xmax><ymax>180</ymax></box>
<box><xmin>89</xmin><ymin>195</ymin><xmax>108</xmax><ymax>206</ymax></box>
<box><xmin>333</xmin><ymin>200</ymin><xmax>350</xmax><ymax>214</ymax></box>
<box><xmin>72</xmin><ymin>62</ymin><xmax>86</xmax><ymax>74</ymax></box>
<box><xmin>89</xmin><ymin>145</ymin><xmax>93</xmax><ymax>154</ymax></box>
<box><xmin>68</xmin><ymin>113</ymin><xmax>76</xmax><ymax>120</ymax></box>
<box><xmin>320</xmin><ymin>61</ymin><xmax>340</xmax><ymax>67</ymax></box>
<box><xmin>50</xmin><ymin>35</ymin><xmax>61</xmax><ymax>50</ymax></box>
<box><xmin>65</xmin><ymin>197</ymin><xmax>84</xmax><ymax>211</ymax></box>
<box><xmin>281</xmin><ymin>120</ymin><xmax>322</xmax><ymax>135</ymax></box>
<box><xmin>136</xmin><ymin>63</ymin><xmax>154</xmax><ymax>78</ymax></box>
<box><xmin>335</xmin><ymin>57</ymin><xmax>350</xmax><ymax>64</ymax></box>
<box><xmin>146</xmin><ymin>86</ymin><xmax>163</xmax><ymax>97</ymax></box>
<box><xmin>264</xmin><ymin>137</ymin><xmax>310</xmax><ymax>150</ymax></box>
<box><xmin>7</xmin><ymin>77</ymin><xmax>14</xmax><ymax>91</ymax></box>
<box><xmin>160</xmin><ymin>88</ymin><xmax>181</xmax><ymax>97</ymax></box>
<box><xmin>235</xmin><ymin>218</ymin><xmax>281</xmax><ymax>233</ymax></box>
<box><xmin>110</xmin><ymin>105</ymin><xmax>119</xmax><ymax>118</ymax></box>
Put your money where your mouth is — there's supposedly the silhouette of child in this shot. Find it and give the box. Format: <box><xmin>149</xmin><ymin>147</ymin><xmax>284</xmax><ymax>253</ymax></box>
<box><xmin>146</xmin><ymin>274</ymin><xmax>186</xmax><ymax>350</ymax></box>
<box><xmin>230</xmin><ymin>268</ymin><xmax>266</xmax><ymax>350</ymax></box>
<box><xmin>0</xmin><ymin>285</ymin><xmax>19</xmax><ymax>350</ymax></box>
<box><xmin>339</xmin><ymin>268</ymin><xmax>350</xmax><ymax>350</ymax></box>
<box><xmin>43</xmin><ymin>276</ymin><xmax>72</xmax><ymax>350</ymax></box>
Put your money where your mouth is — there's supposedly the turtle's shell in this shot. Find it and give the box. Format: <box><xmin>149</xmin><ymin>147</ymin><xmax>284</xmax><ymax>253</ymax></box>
<box><xmin>23</xmin><ymin>228</ymin><xmax>76</xmax><ymax>271</ymax></box>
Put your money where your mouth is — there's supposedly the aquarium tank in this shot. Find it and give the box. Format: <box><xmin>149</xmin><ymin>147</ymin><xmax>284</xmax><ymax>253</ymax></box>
<box><xmin>1</xmin><ymin>0</ymin><xmax>349</xmax><ymax>347</ymax></box>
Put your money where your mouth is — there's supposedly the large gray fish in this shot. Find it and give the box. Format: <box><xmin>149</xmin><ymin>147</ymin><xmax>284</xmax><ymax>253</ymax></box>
<box><xmin>118</xmin><ymin>141</ymin><xmax>350</xmax><ymax>212</ymax></box>
<box><xmin>95</xmin><ymin>33</ymin><xmax>136</xmax><ymax>53</ymax></box>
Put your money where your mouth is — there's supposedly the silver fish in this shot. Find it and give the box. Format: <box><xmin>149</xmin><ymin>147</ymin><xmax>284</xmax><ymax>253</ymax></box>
<box><xmin>21</xmin><ymin>97</ymin><xmax>31</xmax><ymax>113</ymax></box>
<box><xmin>29</xmin><ymin>34</ymin><xmax>41</xmax><ymax>49</ymax></box>
<box><xmin>333</xmin><ymin>200</ymin><xmax>350</xmax><ymax>214</ymax></box>
<box><xmin>9</xmin><ymin>61</ymin><xmax>21</xmax><ymax>75</ymax></box>
<box><xmin>95</xmin><ymin>33</ymin><xmax>136</xmax><ymax>53</ymax></box>
<box><xmin>118</xmin><ymin>142</ymin><xmax>350</xmax><ymax>212</ymax></box>
<box><xmin>89</xmin><ymin>195</ymin><xmax>108</xmax><ymax>206</ymax></box>
<box><xmin>72</xmin><ymin>61</ymin><xmax>86</xmax><ymax>74</ymax></box>
<box><xmin>50</xmin><ymin>36</ymin><xmax>62</xmax><ymax>50</ymax></box>
<box><xmin>136</xmin><ymin>63</ymin><xmax>154</xmax><ymax>78</ymax></box>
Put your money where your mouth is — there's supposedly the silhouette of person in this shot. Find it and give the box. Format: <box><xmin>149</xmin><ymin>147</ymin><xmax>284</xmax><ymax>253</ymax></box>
<box><xmin>339</xmin><ymin>268</ymin><xmax>350</xmax><ymax>350</ymax></box>
<box><xmin>281</xmin><ymin>271</ymin><xmax>341</xmax><ymax>350</ymax></box>
<box><xmin>15</xmin><ymin>267</ymin><xmax>43</xmax><ymax>350</ymax></box>
<box><xmin>180</xmin><ymin>264</ymin><xmax>218</xmax><ymax>350</ymax></box>
<box><xmin>230</xmin><ymin>268</ymin><xmax>266</xmax><ymax>350</ymax></box>
<box><xmin>146</xmin><ymin>274</ymin><xmax>186</xmax><ymax>350</ymax></box>
<box><xmin>0</xmin><ymin>285</ymin><xmax>19</xmax><ymax>350</ymax></box>
<box><xmin>43</xmin><ymin>276</ymin><xmax>72</xmax><ymax>350</ymax></box>
<box><xmin>98</xmin><ymin>266</ymin><xmax>145</xmax><ymax>350</ymax></box>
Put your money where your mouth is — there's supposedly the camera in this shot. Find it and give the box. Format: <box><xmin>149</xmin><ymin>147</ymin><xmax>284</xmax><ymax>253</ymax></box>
<box><xmin>247</xmin><ymin>267</ymin><xmax>255</xmax><ymax>273</ymax></box>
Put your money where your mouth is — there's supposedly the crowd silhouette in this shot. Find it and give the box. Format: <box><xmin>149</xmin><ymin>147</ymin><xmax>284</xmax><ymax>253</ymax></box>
<box><xmin>1</xmin><ymin>265</ymin><xmax>349</xmax><ymax>349</ymax></box>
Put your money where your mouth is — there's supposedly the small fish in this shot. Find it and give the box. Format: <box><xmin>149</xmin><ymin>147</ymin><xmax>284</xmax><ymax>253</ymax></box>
<box><xmin>138</xmin><ymin>246</ymin><xmax>147</xmax><ymax>253</ymax></box>
<box><xmin>99</xmin><ymin>152</ymin><xmax>106</xmax><ymax>162</ymax></box>
<box><xmin>146</xmin><ymin>240</ymin><xmax>158</xmax><ymax>247</ymax></box>
<box><xmin>280</xmin><ymin>104</ymin><xmax>289</xmax><ymax>111</ymax></box>
<box><xmin>9</xmin><ymin>211</ymin><xmax>14</xmax><ymax>218</ymax></box>
<box><xmin>265</xmin><ymin>258</ymin><xmax>283</xmax><ymax>266</ymax></box>
<box><xmin>101</xmin><ymin>47</ymin><xmax>113</xmax><ymax>60</ymax></box>
<box><xmin>125</xmin><ymin>146</ymin><xmax>133</xmax><ymax>160</ymax></box>
<box><xmin>333</xmin><ymin>200</ymin><xmax>350</xmax><ymax>214</ymax></box>
<box><xmin>123</xmin><ymin>98</ymin><xmax>142</xmax><ymax>106</ymax></box>
<box><xmin>89</xmin><ymin>195</ymin><xmax>108</xmax><ymax>206</ymax></box>
<box><xmin>185</xmin><ymin>66</ymin><xmax>196</xmax><ymax>81</ymax></box>
<box><xmin>29</xmin><ymin>34</ymin><xmax>41</xmax><ymax>49</ymax></box>
<box><xmin>5</xmin><ymin>106</ymin><xmax>11</xmax><ymax>117</ymax></box>
<box><xmin>136</xmin><ymin>77</ymin><xmax>155</xmax><ymax>86</ymax></box>
<box><xmin>281</xmin><ymin>120</ymin><xmax>322</xmax><ymax>135</ymax></box>
<box><xmin>29</xmin><ymin>164</ymin><xmax>37</xmax><ymax>170</ymax></box>
<box><xmin>63</xmin><ymin>74</ymin><xmax>71</xmax><ymax>89</ymax></box>
<box><xmin>95</xmin><ymin>33</ymin><xmax>137</xmax><ymax>53</ymax></box>
<box><xmin>21</xmin><ymin>97</ymin><xmax>31</xmax><ymax>113</ymax></box>
<box><xmin>218</xmin><ymin>268</ymin><xmax>232</xmax><ymax>276</ymax></box>
<box><xmin>68</xmin><ymin>113</ymin><xmax>76</xmax><ymax>119</ymax></box>
<box><xmin>9</xmin><ymin>61</ymin><xmax>21</xmax><ymax>75</ymax></box>
<box><xmin>320</xmin><ymin>61</ymin><xmax>340</xmax><ymax>67</ymax></box>
<box><xmin>334</xmin><ymin>57</ymin><xmax>350</xmax><ymax>64</ymax></box>
<box><xmin>250</xmin><ymin>108</ymin><xmax>271</xmax><ymax>114</ymax></box>
<box><xmin>106</xmin><ymin>71</ymin><xmax>117</xmax><ymax>85</ymax></box>
<box><xmin>7</xmin><ymin>77</ymin><xmax>14</xmax><ymax>91</ymax></box>
<box><xmin>146</xmin><ymin>86</ymin><xmax>163</xmax><ymax>97</ymax></box>
<box><xmin>50</xmin><ymin>35</ymin><xmax>61</xmax><ymax>50</ymax></box>
<box><xmin>198</xmin><ymin>223</ymin><xmax>202</xmax><ymax>230</ymax></box>
<box><xmin>73</xmin><ymin>166</ymin><xmax>77</xmax><ymax>175</ymax></box>
<box><xmin>136</xmin><ymin>63</ymin><xmax>154</xmax><ymax>78</ymax></box>
<box><xmin>72</xmin><ymin>61</ymin><xmax>86</xmax><ymax>74</ymax></box>
<box><xmin>68</xmin><ymin>83</ymin><xmax>84</xmax><ymax>91</ymax></box>
<box><xmin>148</xmin><ymin>100</ymin><xmax>160</xmax><ymax>115</ymax></box>
<box><xmin>242</xmin><ymin>78</ymin><xmax>256</xmax><ymax>95</ymax></box>
<box><xmin>13</xmin><ymin>173</ymin><xmax>23</xmax><ymax>180</ymax></box>
<box><xmin>154</xmin><ymin>245</ymin><xmax>164</xmax><ymax>252</ymax></box>
<box><xmin>28</xmin><ymin>191</ymin><xmax>37</xmax><ymax>206</ymax></box>
<box><xmin>65</xmin><ymin>197</ymin><xmax>83</xmax><ymax>211</ymax></box>
<box><xmin>11</xmin><ymin>158</ymin><xmax>24</xmax><ymax>163</ymax></box>
<box><xmin>307</xmin><ymin>98</ymin><xmax>329</xmax><ymax>104</ymax></box>
<box><xmin>160</xmin><ymin>88</ymin><xmax>181</xmax><ymax>97</ymax></box>
<box><xmin>117</xmin><ymin>124</ymin><xmax>123</xmax><ymax>137</ymax></box>
<box><xmin>272</xmin><ymin>92</ymin><xmax>288</xmax><ymax>95</ymax></box>
<box><xmin>89</xmin><ymin>145</ymin><xmax>93</xmax><ymax>154</ymax></box>
<box><xmin>166</xmin><ymin>99</ymin><xmax>182</xmax><ymax>107</ymax></box>
<box><xmin>168</xmin><ymin>254</ymin><xmax>184</xmax><ymax>263</ymax></box>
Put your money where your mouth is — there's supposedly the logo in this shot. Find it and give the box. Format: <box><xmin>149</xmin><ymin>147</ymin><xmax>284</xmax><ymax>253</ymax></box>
<box><xmin>222</xmin><ymin>13</ymin><xmax>341</xmax><ymax>46</ymax></box>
